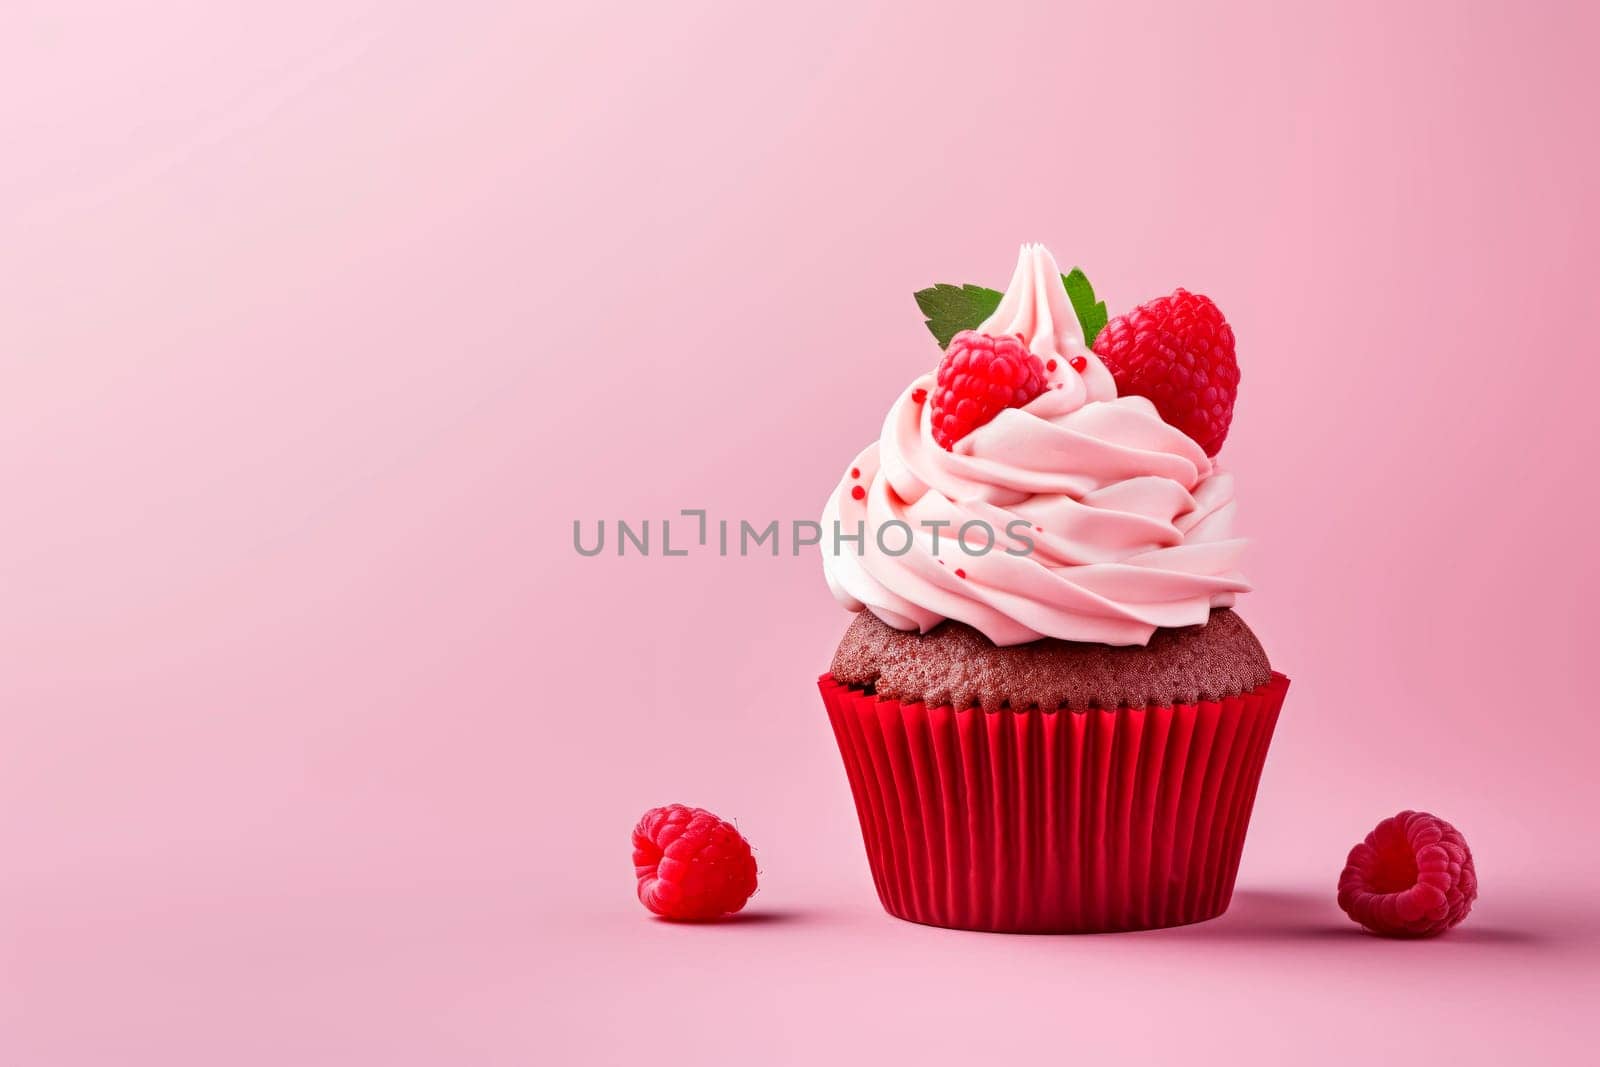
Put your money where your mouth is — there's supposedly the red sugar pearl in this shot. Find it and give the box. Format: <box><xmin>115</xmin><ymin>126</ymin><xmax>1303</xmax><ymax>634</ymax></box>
<box><xmin>850</xmin><ymin>485</ymin><xmax>865</xmax><ymax>501</ymax></box>
<box><xmin>1046</xmin><ymin>359</ymin><xmax>1057</xmax><ymax>372</ymax></box>
<box><xmin>850</xmin><ymin>467</ymin><xmax>860</xmax><ymax>479</ymax></box>
<box><xmin>911</xmin><ymin>388</ymin><xmax>927</xmax><ymax>404</ymax></box>
<box><xmin>1070</xmin><ymin>355</ymin><xmax>1087</xmax><ymax>372</ymax></box>
<box><xmin>955</xmin><ymin>568</ymin><xmax>966</xmax><ymax>579</ymax></box>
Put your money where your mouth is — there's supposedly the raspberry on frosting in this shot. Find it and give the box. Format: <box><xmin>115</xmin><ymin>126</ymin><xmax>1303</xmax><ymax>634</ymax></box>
<box><xmin>1093</xmin><ymin>289</ymin><xmax>1239</xmax><ymax>456</ymax></box>
<box><xmin>930</xmin><ymin>330</ymin><xmax>1046</xmax><ymax>449</ymax></box>
<box><xmin>1337</xmin><ymin>810</ymin><xmax>1477</xmax><ymax>938</ymax></box>
<box><xmin>633</xmin><ymin>804</ymin><xmax>758</xmax><ymax>921</ymax></box>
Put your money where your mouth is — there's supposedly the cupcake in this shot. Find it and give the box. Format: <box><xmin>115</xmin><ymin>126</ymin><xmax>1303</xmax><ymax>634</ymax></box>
<box><xmin>817</xmin><ymin>243</ymin><xmax>1288</xmax><ymax>933</ymax></box>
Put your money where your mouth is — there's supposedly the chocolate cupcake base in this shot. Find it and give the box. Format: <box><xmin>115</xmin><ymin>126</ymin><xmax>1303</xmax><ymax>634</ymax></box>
<box><xmin>831</xmin><ymin>608</ymin><xmax>1272</xmax><ymax>712</ymax></box>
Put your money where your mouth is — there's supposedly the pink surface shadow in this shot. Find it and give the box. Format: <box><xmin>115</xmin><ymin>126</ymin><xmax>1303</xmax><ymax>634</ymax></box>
<box><xmin>1174</xmin><ymin>888</ymin><xmax>1553</xmax><ymax>947</ymax></box>
<box><xmin>650</xmin><ymin>908</ymin><xmax>815</xmax><ymax>927</ymax></box>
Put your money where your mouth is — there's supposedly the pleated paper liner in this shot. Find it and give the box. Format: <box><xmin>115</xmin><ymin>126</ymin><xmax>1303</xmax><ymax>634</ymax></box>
<box><xmin>819</xmin><ymin>672</ymin><xmax>1289</xmax><ymax>933</ymax></box>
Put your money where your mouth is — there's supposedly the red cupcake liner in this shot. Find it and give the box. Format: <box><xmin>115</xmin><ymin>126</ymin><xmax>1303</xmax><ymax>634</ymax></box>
<box><xmin>819</xmin><ymin>672</ymin><xmax>1289</xmax><ymax>933</ymax></box>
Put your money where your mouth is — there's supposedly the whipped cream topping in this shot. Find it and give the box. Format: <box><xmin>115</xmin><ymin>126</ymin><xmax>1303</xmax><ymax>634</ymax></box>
<box><xmin>821</xmin><ymin>244</ymin><xmax>1248</xmax><ymax>647</ymax></box>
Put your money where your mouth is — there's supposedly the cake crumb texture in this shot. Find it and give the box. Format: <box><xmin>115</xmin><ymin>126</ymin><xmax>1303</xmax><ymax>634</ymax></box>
<box><xmin>829</xmin><ymin>608</ymin><xmax>1271</xmax><ymax>712</ymax></box>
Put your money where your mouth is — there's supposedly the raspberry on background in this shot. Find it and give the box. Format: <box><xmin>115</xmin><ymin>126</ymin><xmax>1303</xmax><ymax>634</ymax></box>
<box><xmin>633</xmin><ymin>804</ymin><xmax>758</xmax><ymax>921</ymax></box>
<box><xmin>1337</xmin><ymin>810</ymin><xmax>1477</xmax><ymax>938</ymax></box>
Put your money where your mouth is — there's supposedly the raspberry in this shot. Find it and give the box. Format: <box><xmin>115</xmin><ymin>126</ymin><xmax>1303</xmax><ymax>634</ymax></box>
<box><xmin>633</xmin><ymin>804</ymin><xmax>758</xmax><ymax>921</ymax></box>
<box><xmin>930</xmin><ymin>330</ymin><xmax>1047</xmax><ymax>450</ymax></box>
<box><xmin>1092</xmin><ymin>289</ymin><xmax>1239</xmax><ymax>456</ymax></box>
<box><xmin>1337</xmin><ymin>810</ymin><xmax>1477</xmax><ymax>938</ymax></box>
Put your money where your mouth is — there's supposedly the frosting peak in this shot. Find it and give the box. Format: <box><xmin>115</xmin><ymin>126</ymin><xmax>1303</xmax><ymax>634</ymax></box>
<box><xmin>821</xmin><ymin>243</ymin><xmax>1249</xmax><ymax>647</ymax></box>
<box><xmin>978</xmin><ymin>243</ymin><xmax>1118</xmax><ymax>419</ymax></box>
<box><xmin>982</xmin><ymin>246</ymin><xmax>1080</xmax><ymax>353</ymax></box>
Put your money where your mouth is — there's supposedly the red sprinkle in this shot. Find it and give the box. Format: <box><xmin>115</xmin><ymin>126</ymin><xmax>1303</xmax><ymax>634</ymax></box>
<box><xmin>850</xmin><ymin>485</ymin><xmax>865</xmax><ymax>501</ymax></box>
<box><xmin>955</xmin><ymin>568</ymin><xmax>966</xmax><ymax>579</ymax></box>
<box><xmin>1070</xmin><ymin>355</ymin><xmax>1087</xmax><ymax>371</ymax></box>
<box><xmin>911</xmin><ymin>388</ymin><xmax>927</xmax><ymax>404</ymax></box>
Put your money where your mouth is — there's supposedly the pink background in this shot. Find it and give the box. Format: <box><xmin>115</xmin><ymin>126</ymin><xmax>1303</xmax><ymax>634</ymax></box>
<box><xmin>4</xmin><ymin>2</ymin><xmax>1598</xmax><ymax>1064</ymax></box>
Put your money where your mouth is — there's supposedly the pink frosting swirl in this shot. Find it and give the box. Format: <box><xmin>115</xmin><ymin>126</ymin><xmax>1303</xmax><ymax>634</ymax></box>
<box><xmin>821</xmin><ymin>244</ymin><xmax>1248</xmax><ymax>647</ymax></box>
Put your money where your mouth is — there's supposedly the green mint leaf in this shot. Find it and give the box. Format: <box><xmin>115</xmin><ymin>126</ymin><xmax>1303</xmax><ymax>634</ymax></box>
<box><xmin>917</xmin><ymin>270</ymin><xmax>1109</xmax><ymax>349</ymax></box>
<box><xmin>913</xmin><ymin>283</ymin><xmax>1002</xmax><ymax>348</ymax></box>
<box><xmin>1061</xmin><ymin>268</ymin><xmax>1108</xmax><ymax>347</ymax></box>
